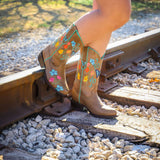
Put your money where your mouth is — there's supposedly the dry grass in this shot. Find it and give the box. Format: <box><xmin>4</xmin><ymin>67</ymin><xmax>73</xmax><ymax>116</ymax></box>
<box><xmin>0</xmin><ymin>0</ymin><xmax>91</xmax><ymax>36</ymax></box>
<box><xmin>0</xmin><ymin>0</ymin><xmax>159</xmax><ymax>37</ymax></box>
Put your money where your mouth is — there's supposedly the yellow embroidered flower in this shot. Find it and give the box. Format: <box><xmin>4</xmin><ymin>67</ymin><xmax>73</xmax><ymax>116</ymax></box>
<box><xmin>77</xmin><ymin>72</ymin><xmax>80</xmax><ymax>80</ymax></box>
<box><xmin>55</xmin><ymin>41</ymin><xmax>59</xmax><ymax>47</ymax></box>
<box><xmin>58</xmin><ymin>49</ymin><xmax>64</xmax><ymax>54</ymax></box>
<box><xmin>83</xmin><ymin>76</ymin><xmax>88</xmax><ymax>82</ymax></box>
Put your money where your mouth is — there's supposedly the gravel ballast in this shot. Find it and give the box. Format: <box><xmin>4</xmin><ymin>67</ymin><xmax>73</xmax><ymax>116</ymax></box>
<box><xmin>0</xmin><ymin>12</ymin><xmax>160</xmax><ymax>159</ymax></box>
<box><xmin>0</xmin><ymin>13</ymin><xmax>160</xmax><ymax>76</ymax></box>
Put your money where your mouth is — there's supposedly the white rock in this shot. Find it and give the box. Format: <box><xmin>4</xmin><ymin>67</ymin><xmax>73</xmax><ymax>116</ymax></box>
<box><xmin>68</xmin><ymin>143</ymin><xmax>77</xmax><ymax>147</ymax></box>
<box><xmin>115</xmin><ymin>139</ymin><xmax>125</xmax><ymax>148</ymax></box>
<box><xmin>87</xmin><ymin>133</ymin><xmax>93</xmax><ymax>138</ymax></box>
<box><xmin>81</xmin><ymin>147</ymin><xmax>89</xmax><ymax>154</ymax></box>
<box><xmin>26</xmin><ymin>134</ymin><xmax>37</xmax><ymax>143</ymax></box>
<box><xmin>121</xmin><ymin>155</ymin><xmax>133</xmax><ymax>160</ymax></box>
<box><xmin>73</xmin><ymin>145</ymin><xmax>80</xmax><ymax>153</ymax></box>
<box><xmin>102</xmin><ymin>150</ymin><xmax>112</xmax><ymax>159</ymax></box>
<box><xmin>108</xmin><ymin>154</ymin><xmax>118</xmax><ymax>160</ymax></box>
<box><xmin>22</xmin><ymin>128</ymin><xmax>28</xmax><ymax>136</ymax></box>
<box><xmin>112</xmin><ymin>137</ymin><xmax>118</xmax><ymax>144</ymax></box>
<box><xmin>55</xmin><ymin>133</ymin><xmax>66</xmax><ymax>142</ymax></box>
<box><xmin>17</xmin><ymin>122</ymin><xmax>26</xmax><ymax>128</ymax></box>
<box><xmin>35</xmin><ymin>115</ymin><xmax>42</xmax><ymax>122</ymax></box>
<box><xmin>39</xmin><ymin>119</ymin><xmax>51</xmax><ymax>126</ymax></box>
<box><xmin>113</xmin><ymin>149</ymin><xmax>122</xmax><ymax>158</ymax></box>
<box><xmin>46</xmin><ymin>129</ymin><xmax>54</xmax><ymax>134</ymax></box>
<box><xmin>65</xmin><ymin>135</ymin><xmax>75</xmax><ymax>143</ymax></box>
<box><xmin>49</xmin><ymin>123</ymin><xmax>57</xmax><ymax>128</ymax></box>
<box><xmin>79</xmin><ymin>154</ymin><xmax>88</xmax><ymax>159</ymax></box>
<box><xmin>68</xmin><ymin>125</ymin><xmax>78</xmax><ymax>132</ymax></box>
<box><xmin>81</xmin><ymin>131</ymin><xmax>87</xmax><ymax>139</ymax></box>
<box><xmin>124</xmin><ymin>145</ymin><xmax>133</xmax><ymax>152</ymax></box>
<box><xmin>22</xmin><ymin>143</ymin><xmax>28</xmax><ymax>148</ymax></box>
<box><xmin>94</xmin><ymin>133</ymin><xmax>103</xmax><ymax>138</ymax></box>
<box><xmin>29</xmin><ymin>127</ymin><xmax>37</xmax><ymax>134</ymax></box>
<box><xmin>146</xmin><ymin>148</ymin><xmax>157</xmax><ymax>157</ymax></box>
<box><xmin>73</xmin><ymin>130</ymin><xmax>80</xmax><ymax>137</ymax></box>
<box><xmin>58</xmin><ymin>152</ymin><xmax>66</xmax><ymax>160</ymax></box>
<box><xmin>81</xmin><ymin>140</ymin><xmax>87</xmax><ymax>146</ymax></box>
<box><xmin>65</xmin><ymin>149</ymin><xmax>72</xmax><ymax>158</ymax></box>
<box><xmin>37</xmin><ymin>135</ymin><xmax>46</xmax><ymax>142</ymax></box>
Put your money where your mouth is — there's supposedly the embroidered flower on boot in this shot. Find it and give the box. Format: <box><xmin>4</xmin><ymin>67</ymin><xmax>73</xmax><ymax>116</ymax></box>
<box><xmin>95</xmin><ymin>69</ymin><xmax>100</xmax><ymax>78</ymax></box>
<box><xmin>77</xmin><ymin>72</ymin><xmax>80</xmax><ymax>80</ymax></box>
<box><xmin>50</xmin><ymin>69</ymin><xmax>58</xmax><ymax>76</ymax></box>
<box><xmin>58</xmin><ymin>49</ymin><xmax>64</xmax><ymax>54</ymax></box>
<box><xmin>55</xmin><ymin>41</ymin><xmax>59</xmax><ymax>47</ymax></box>
<box><xmin>56</xmin><ymin>85</ymin><xmax>64</xmax><ymax>91</ymax></box>
<box><xmin>49</xmin><ymin>77</ymin><xmax>54</xmax><ymax>82</ymax></box>
<box><xmin>83</xmin><ymin>76</ymin><xmax>88</xmax><ymax>82</ymax></box>
<box><xmin>90</xmin><ymin>59</ymin><xmax>95</xmax><ymax>65</ymax></box>
<box><xmin>71</xmin><ymin>41</ymin><xmax>76</xmax><ymax>47</ymax></box>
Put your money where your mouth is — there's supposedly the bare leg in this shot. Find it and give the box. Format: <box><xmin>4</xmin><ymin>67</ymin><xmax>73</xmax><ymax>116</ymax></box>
<box><xmin>93</xmin><ymin>0</ymin><xmax>98</xmax><ymax>10</ymax></box>
<box><xmin>75</xmin><ymin>0</ymin><xmax>131</xmax><ymax>57</ymax></box>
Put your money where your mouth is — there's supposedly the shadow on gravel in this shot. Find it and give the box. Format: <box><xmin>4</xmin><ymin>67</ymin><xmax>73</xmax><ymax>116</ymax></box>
<box><xmin>0</xmin><ymin>0</ymin><xmax>91</xmax><ymax>37</ymax></box>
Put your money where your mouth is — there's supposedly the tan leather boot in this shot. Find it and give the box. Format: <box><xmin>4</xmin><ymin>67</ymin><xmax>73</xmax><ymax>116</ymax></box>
<box><xmin>72</xmin><ymin>46</ymin><xmax>117</xmax><ymax>118</ymax></box>
<box><xmin>38</xmin><ymin>24</ymin><xmax>84</xmax><ymax>96</ymax></box>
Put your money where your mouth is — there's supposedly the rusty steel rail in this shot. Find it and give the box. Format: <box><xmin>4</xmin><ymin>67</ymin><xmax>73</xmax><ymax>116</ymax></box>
<box><xmin>0</xmin><ymin>28</ymin><xmax>160</xmax><ymax>129</ymax></box>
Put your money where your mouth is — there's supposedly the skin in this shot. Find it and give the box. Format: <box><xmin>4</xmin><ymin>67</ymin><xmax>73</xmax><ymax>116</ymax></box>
<box><xmin>75</xmin><ymin>0</ymin><xmax>131</xmax><ymax>57</ymax></box>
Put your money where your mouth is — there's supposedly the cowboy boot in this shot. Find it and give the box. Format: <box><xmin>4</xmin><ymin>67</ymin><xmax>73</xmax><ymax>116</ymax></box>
<box><xmin>72</xmin><ymin>46</ymin><xmax>117</xmax><ymax>118</ymax></box>
<box><xmin>38</xmin><ymin>24</ymin><xmax>84</xmax><ymax>96</ymax></box>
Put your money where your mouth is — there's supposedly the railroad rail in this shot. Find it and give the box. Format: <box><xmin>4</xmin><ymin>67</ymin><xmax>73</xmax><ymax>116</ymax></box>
<box><xmin>0</xmin><ymin>28</ymin><xmax>160</xmax><ymax>131</ymax></box>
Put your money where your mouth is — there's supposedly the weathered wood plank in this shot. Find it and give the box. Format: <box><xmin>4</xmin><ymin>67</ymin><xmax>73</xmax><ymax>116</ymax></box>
<box><xmin>118</xmin><ymin>114</ymin><xmax>160</xmax><ymax>147</ymax></box>
<box><xmin>0</xmin><ymin>147</ymin><xmax>41</xmax><ymax>160</ymax></box>
<box><xmin>49</xmin><ymin>111</ymin><xmax>148</xmax><ymax>142</ymax></box>
<box><xmin>48</xmin><ymin>111</ymin><xmax>160</xmax><ymax>147</ymax></box>
<box><xmin>99</xmin><ymin>86</ymin><xmax>160</xmax><ymax>108</ymax></box>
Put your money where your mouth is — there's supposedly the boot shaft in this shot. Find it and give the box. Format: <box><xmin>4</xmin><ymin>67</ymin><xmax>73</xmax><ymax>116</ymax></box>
<box><xmin>73</xmin><ymin>46</ymin><xmax>103</xmax><ymax>103</ymax></box>
<box><xmin>43</xmin><ymin>24</ymin><xmax>84</xmax><ymax>65</ymax></box>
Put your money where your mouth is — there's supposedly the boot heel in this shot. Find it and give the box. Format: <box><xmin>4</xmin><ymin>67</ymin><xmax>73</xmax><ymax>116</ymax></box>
<box><xmin>38</xmin><ymin>52</ymin><xmax>45</xmax><ymax>68</ymax></box>
<box><xmin>71</xmin><ymin>100</ymin><xmax>85</xmax><ymax>111</ymax></box>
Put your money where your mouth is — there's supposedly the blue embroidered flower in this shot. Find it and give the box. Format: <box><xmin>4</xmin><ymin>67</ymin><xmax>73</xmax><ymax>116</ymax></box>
<box><xmin>64</xmin><ymin>35</ymin><xmax>67</xmax><ymax>42</ymax></box>
<box><xmin>71</xmin><ymin>41</ymin><xmax>76</xmax><ymax>47</ymax></box>
<box><xmin>50</xmin><ymin>69</ymin><xmax>57</xmax><ymax>76</ymax></box>
<box><xmin>56</xmin><ymin>85</ymin><xmax>64</xmax><ymax>92</ymax></box>
<box><xmin>90</xmin><ymin>59</ymin><xmax>95</xmax><ymax>65</ymax></box>
<box><xmin>95</xmin><ymin>69</ymin><xmax>100</xmax><ymax>78</ymax></box>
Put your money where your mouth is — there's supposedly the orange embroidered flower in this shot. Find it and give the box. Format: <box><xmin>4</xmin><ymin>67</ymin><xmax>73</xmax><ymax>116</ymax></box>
<box><xmin>58</xmin><ymin>49</ymin><xmax>64</xmax><ymax>54</ymax></box>
<box><xmin>79</xmin><ymin>63</ymin><xmax>81</xmax><ymax>70</ymax></box>
<box><xmin>85</xmin><ymin>67</ymin><xmax>89</xmax><ymax>73</ymax></box>
<box><xmin>55</xmin><ymin>41</ymin><xmax>59</xmax><ymax>47</ymax></box>
<box><xmin>60</xmin><ymin>36</ymin><xmax>64</xmax><ymax>41</ymax></box>
<box><xmin>83</xmin><ymin>76</ymin><xmax>88</xmax><ymax>82</ymax></box>
<box><xmin>77</xmin><ymin>72</ymin><xmax>80</xmax><ymax>80</ymax></box>
<box><xmin>64</xmin><ymin>44</ymin><xmax>68</xmax><ymax>49</ymax></box>
<box><xmin>67</xmin><ymin>42</ymin><xmax>71</xmax><ymax>45</ymax></box>
<box><xmin>66</xmin><ymin>50</ymin><xmax>71</xmax><ymax>54</ymax></box>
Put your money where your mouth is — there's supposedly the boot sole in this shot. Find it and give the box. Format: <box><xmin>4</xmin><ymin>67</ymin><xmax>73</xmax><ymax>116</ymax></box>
<box><xmin>71</xmin><ymin>99</ymin><xmax>117</xmax><ymax>119</ymax></box>
<box><xmin>38</xmin><ymin>52</ymin><xmax>68</xmax><ymax>97</ymax></box>
<box><xmin>38</xmin><ymin>51</ymin><xmax>45</xmax><ymax>68</ymax></box>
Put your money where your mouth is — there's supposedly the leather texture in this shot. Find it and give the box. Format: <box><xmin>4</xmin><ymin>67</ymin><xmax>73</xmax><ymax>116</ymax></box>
<box><xmin>72</xmin><ymin>46</ymin><xmax>117</xmax><ymax>118</ymax></box>
<box><xmin>39</xmin><ymin>24</ymin><xmax>83</xmax><ymax>95</ymax></box>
